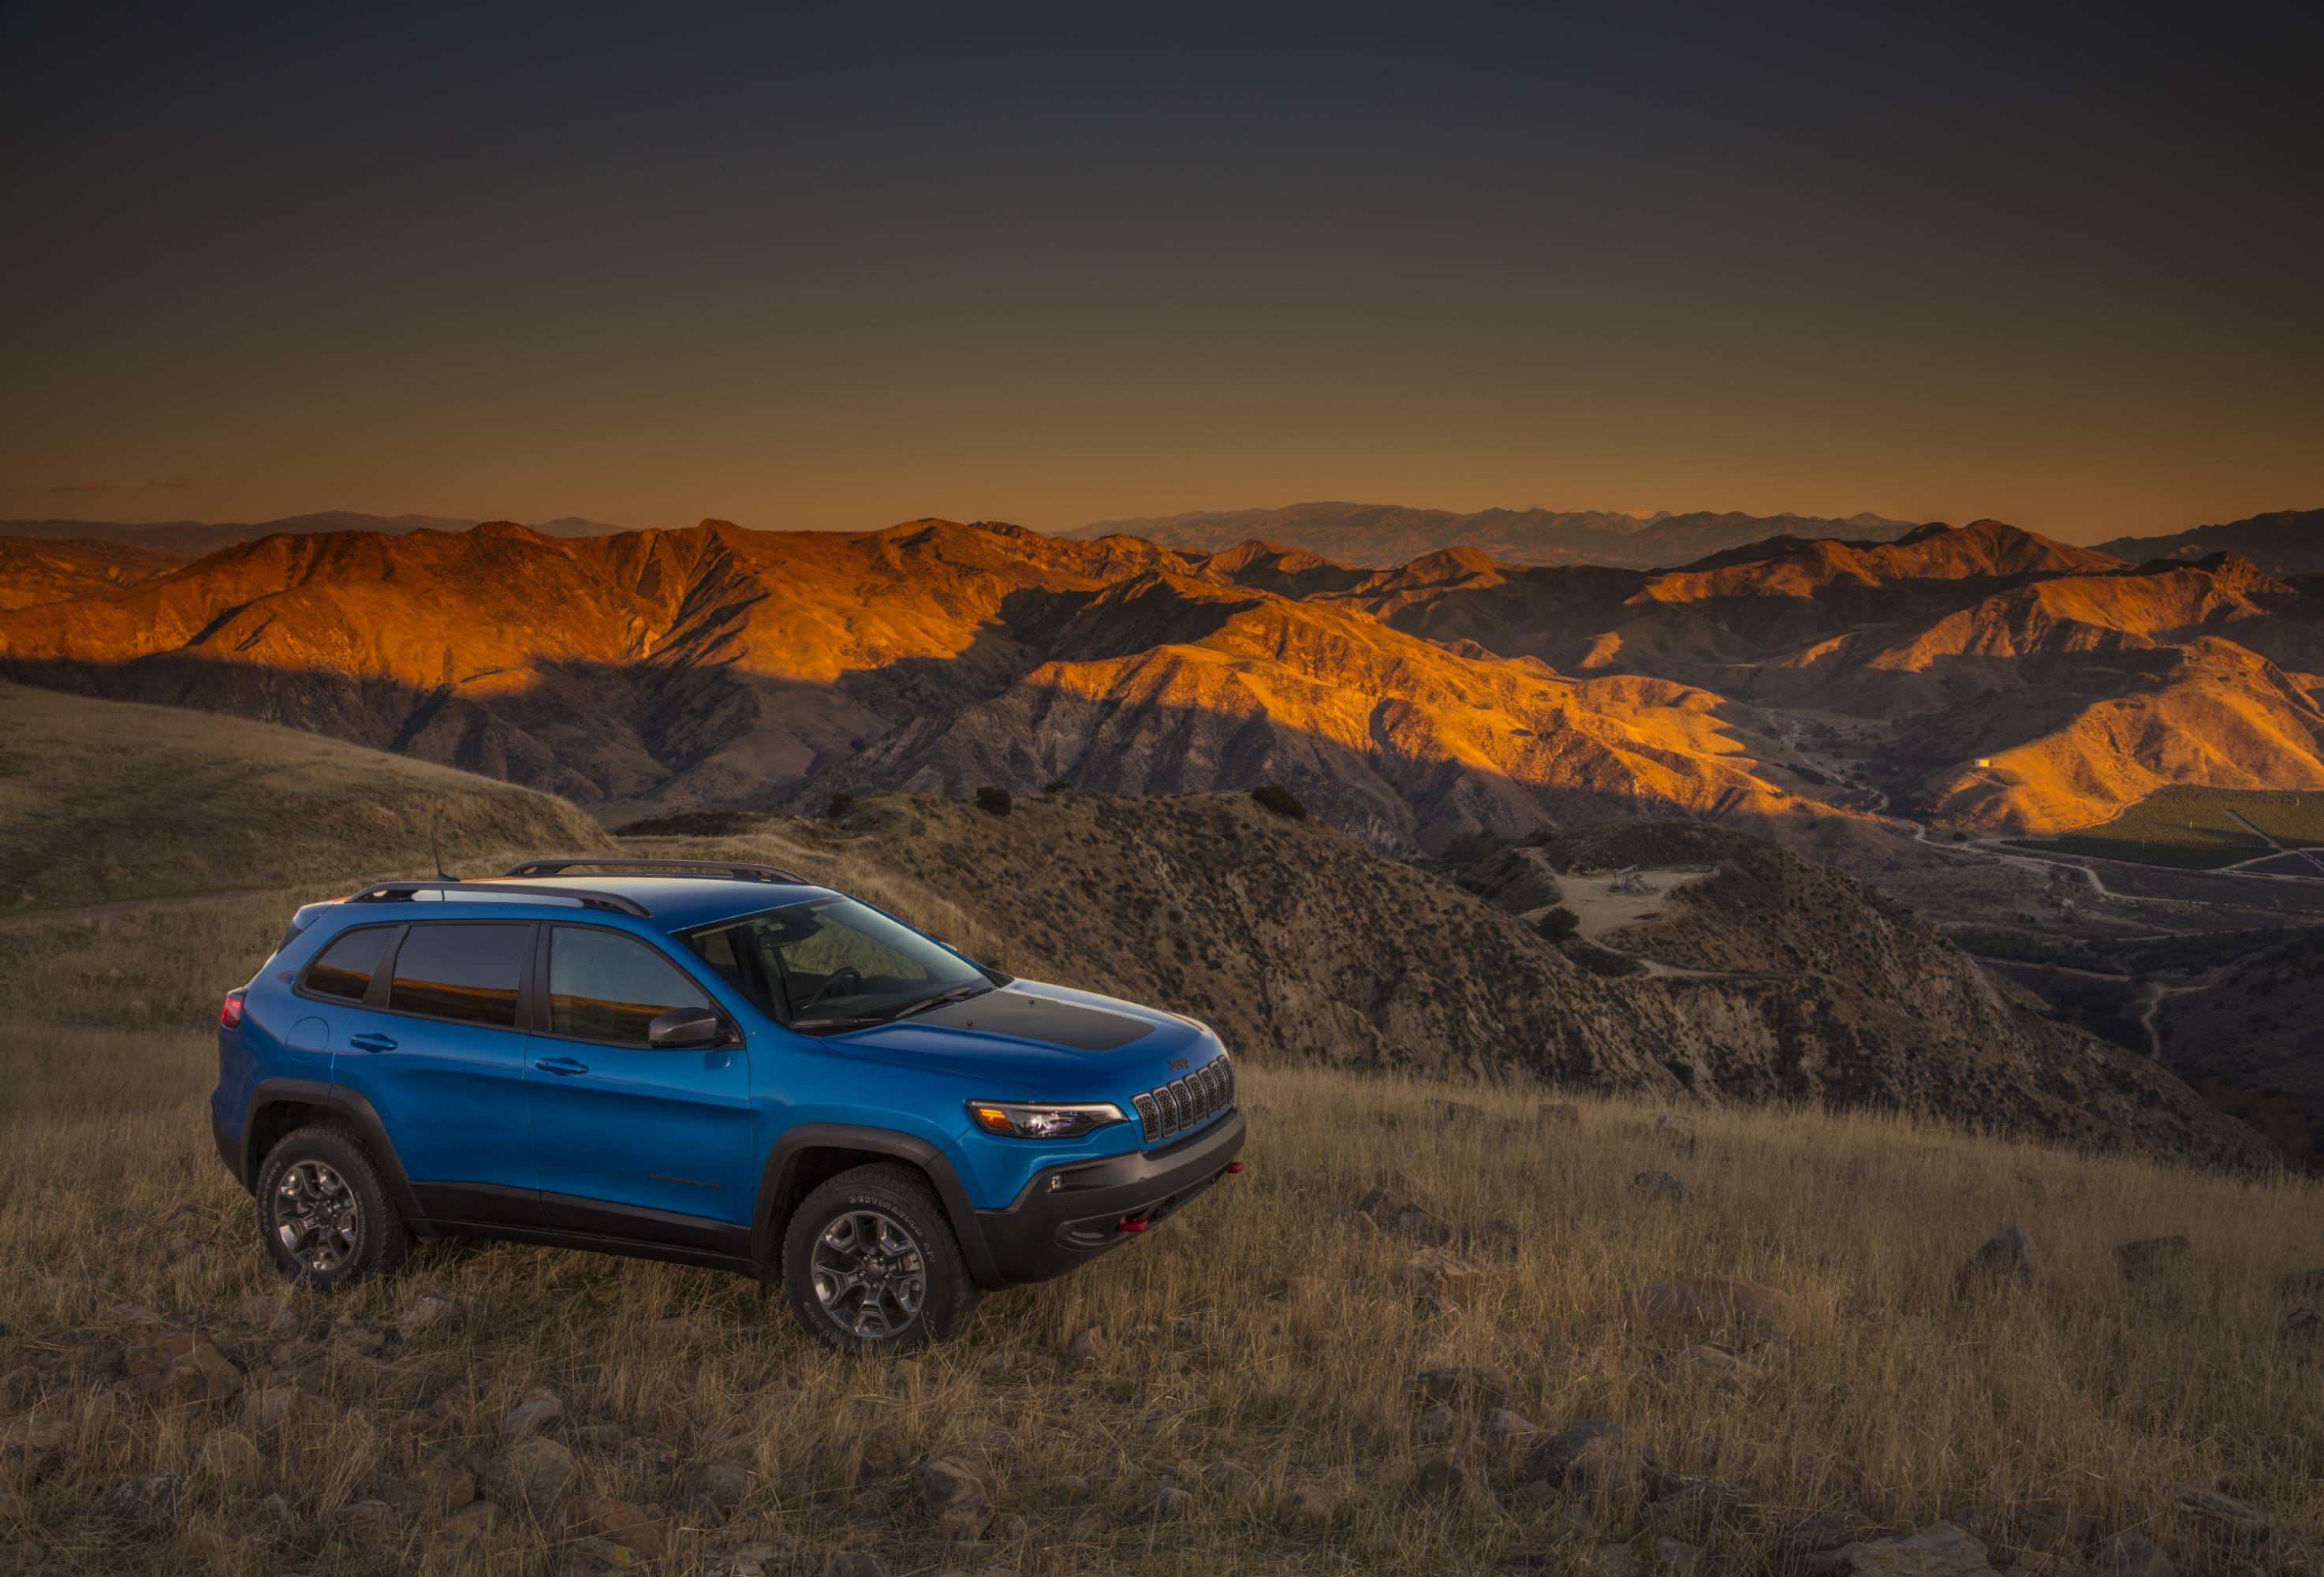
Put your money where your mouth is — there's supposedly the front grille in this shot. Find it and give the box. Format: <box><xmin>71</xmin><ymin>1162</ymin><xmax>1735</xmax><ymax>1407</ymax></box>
<box><xmin>1132</xmin><ymin>1053</ymin><xmax>1236</xmax><ymax>1144</ymax></box>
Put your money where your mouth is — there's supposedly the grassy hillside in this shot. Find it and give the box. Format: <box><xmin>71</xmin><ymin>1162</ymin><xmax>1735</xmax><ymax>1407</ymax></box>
<box><xmin>0</xmin><ymin>682</ymin><xmax>609</xmax><ymax>912</ymax></box>
<box><xmin>0</xmin><ymin>848</ymin><xmax>2316</xmax><ymax>1573</ymax></box>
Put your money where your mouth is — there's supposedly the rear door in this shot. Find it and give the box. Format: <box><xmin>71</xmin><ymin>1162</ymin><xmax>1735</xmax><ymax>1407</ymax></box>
<box><xmin>328</xmin><ymin>919</ymin><xmax>541</xmax><ymax>1225</ymax></box>
<box><xmin>524</xmin><ymin>923</ymin><xmax>755</xmax><ymax>1256</ymax></box>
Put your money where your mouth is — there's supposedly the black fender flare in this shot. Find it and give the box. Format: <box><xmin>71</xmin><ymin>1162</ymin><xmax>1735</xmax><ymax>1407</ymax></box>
<box><xmin>753</xmin><ymin>1123</ymin><xmax>1001</xmax><ymax>1288</ymax></box>
<box><xmin>241</xmin><ymin>1079</ymin><xmax>428</xmax><ymax>1225</ymax></box>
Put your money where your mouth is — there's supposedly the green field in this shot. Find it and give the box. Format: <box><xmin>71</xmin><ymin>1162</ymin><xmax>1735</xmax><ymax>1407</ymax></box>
<box><xmin>2015</xmin><ymin>785</ymin><xmax>2324</xmax><ymax>870</ymax></box>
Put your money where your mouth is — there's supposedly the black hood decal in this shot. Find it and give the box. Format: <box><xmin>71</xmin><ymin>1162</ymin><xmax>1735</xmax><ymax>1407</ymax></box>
<box><xmin>912</xmin><ymin>988</ymin><xmax>1156</xmax><ymax>1051</ymax></box>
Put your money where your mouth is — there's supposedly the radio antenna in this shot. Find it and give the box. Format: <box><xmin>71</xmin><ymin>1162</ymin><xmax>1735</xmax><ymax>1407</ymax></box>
<box><xmin>429</xmin><ymin>804</ymin><xmax>460</xmax><ymax>882</ymax></box>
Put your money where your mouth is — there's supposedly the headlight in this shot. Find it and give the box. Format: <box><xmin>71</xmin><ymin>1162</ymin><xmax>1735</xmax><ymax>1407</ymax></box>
<box><xmin>966</xmin><ymin>1101</ymin><xmax>1128</xmax><ymax>1139</ymax></box>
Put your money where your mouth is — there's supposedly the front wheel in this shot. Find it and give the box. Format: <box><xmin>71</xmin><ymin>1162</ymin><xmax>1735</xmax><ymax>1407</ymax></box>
<box><xmin>780</xmin><ymin>1164</ymin><xmax>979</xmax><ymax>1353</ymax></box>
<box><xmin>255</xmin><ymin>1123</ymin><xmax>410</xmax><ymax>1289</ymax></box>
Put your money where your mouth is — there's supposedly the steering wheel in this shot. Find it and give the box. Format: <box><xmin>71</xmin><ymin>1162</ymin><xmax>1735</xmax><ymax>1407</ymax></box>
<box><xmin>800</xmin><ymin>966</ymin><xmax>864</xmax><ymax>1009</ymax></box>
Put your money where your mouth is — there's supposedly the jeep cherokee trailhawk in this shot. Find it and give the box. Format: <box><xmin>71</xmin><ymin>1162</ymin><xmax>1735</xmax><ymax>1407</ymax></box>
<box><xmin>210</xmin><ymin>859</ymin><xmax>1244</xmax><ymax>1351</ymax></box>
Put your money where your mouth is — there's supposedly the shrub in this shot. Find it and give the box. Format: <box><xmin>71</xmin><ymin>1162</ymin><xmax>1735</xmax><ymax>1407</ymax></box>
<box><xmin>1535</xmin><ymin>906</ymin><xmax>1580</xmax><ymax>941</ymax></box>
<box><xmin>1250</xmin><ymin>784</ymin><xmax>1307</xmax><ymax>820</ymax></box>
<box><xmin>975</xmin><ymin>785</ymin><xmax>1013</xmax><ymax>817</ymax></box>
<box><xmin>1043</xmin><ymin>780</ymin><xmax>1072</xmax><ymax>794</ymax></box>
<box><xmin>826</xmin><ymin>792</ymin><xmax>855</xmax><ymax>819</ymax></box>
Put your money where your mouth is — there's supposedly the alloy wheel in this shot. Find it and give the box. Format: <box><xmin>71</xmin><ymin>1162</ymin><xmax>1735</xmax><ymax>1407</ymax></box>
<box><xmin>274</xmin><ymin>1158</ymin><xmax>360</xmax><ymax>1273</ymax></box>
<box><xmin>810</xmin><ymin>1209</ymin><xmax>927</xmax><ymax>1338</ymax></box>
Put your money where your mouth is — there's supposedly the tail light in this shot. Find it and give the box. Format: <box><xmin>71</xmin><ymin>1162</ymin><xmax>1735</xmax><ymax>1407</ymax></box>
<box><xmin>219</xmin><ymin>990</ymin><xmax>246</xmax><ymax>1029</ymax></box>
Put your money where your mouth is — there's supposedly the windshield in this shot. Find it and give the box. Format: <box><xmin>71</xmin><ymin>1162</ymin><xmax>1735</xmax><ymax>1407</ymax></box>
<box><xmin>683</xmin><ymin>897</ymin><xmax>991</xmax><ymax>1029</ymax></box>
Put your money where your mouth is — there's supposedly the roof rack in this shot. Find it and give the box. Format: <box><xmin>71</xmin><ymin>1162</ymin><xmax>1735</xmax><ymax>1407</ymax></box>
<box><xmin>346</xmin><ymin>879</ymin><xmax>653</xmax><ymax>918</ymax></box>
<box><xmin>503</xmin><ymin>856</ymin><xmax>811</xmax><ymax>885</ymax></box>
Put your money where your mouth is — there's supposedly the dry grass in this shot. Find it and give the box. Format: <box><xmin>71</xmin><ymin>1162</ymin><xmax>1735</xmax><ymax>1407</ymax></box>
<box><xmin>0</xmin><ymin>683</ymin><xmax>607</xmax><ymax>913</ymax></box>
<box><xmin>4</xmin><ymin>869</ymin><xmax>2321</xmax><ymax>1575</ymax></box>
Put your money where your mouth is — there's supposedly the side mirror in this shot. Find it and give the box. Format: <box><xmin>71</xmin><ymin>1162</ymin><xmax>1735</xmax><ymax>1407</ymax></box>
<box><xmin>647</xmin><ymin>1006</ymin><xmax>726</xmax><ymax>1049</ymax></box>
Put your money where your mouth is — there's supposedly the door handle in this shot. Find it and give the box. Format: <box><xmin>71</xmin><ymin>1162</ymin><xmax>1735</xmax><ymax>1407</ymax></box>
<box><xmin>349</xmin><ymin>1033</ymin><xmax>398</xmax><ymax>1053</ymax></box>
<box><xmin>535</xmin><ymin>1056</ymin><xmax>590</xmax><ymax>1076</ymax></box>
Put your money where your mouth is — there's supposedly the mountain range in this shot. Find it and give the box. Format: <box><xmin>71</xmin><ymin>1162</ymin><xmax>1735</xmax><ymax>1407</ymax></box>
<box><xmin>4</xmin><ymin>512</ymin><xmax>2322</xmax><ymax>849</ymax></box>
<box><xmin>0</xmin><ymin>511</ymin><xmax>629</xmax><ymax>557</ymax></box>
<box><xmin>1071</xmin><ymin>501</ymin><xmax>1925</xmax><ymax>569</ymax></box>
<box><xmin>2092</xmin><ymin>507</ymin><xmax>2324</xmax><ymax>576</ymax></box>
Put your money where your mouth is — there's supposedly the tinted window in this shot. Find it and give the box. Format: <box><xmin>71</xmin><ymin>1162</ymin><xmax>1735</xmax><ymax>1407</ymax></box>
<box><xmin>688</xmin><ymin>897</ymin><xmax>982</xmax><ymax>1022</ymax></box>
<box><xmin>386</xmin><ymin>923</ymin><xmax>528</xmax><ymax>1027</ymax></box>
<box><xmin>548</xmin><ymin>927</ymin><xmax>713</xmax><ymax>1046</ymax></box>
<box><xmin>303</xmin><ymin>926</ymin><xmax>397</xmax><ymax>1002</ymax></box>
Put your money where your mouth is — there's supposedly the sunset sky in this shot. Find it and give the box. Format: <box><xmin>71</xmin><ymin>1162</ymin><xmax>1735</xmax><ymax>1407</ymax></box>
<box><xmin>3</xmin><ymin>4</ymin><xmax>2318</xmax><ymax>542</ymax></box>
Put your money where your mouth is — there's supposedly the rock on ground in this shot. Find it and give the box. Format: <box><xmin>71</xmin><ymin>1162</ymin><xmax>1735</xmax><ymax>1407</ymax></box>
<box><xmin>2115</xmin><ymin>1236</ymin><xmax>2193</xmax><ymax>1293</ymax></box>
<box><xmin>1411</xmin><ymin>1448</ymin><xmax>1468</xmax><ymax>1502</ymax></box>
<box><xmin>488</xmin><ymin>1436</ymin><xmax>577</xmax><ymax>1516</ymax></box>
<box><xmin>1412</xmin><ymin>1365</ymin><xmax>1514</xmax><ymax>1407</ymax></box>
<box><xmin>1516</xmin><ymin>1420</ymin><xmax>1626</xmax><ymax>1486</ymax></box>
<box><xmin>499</xmin><ymin>1386</ymin><xmax>565</xmax><ymax>1440</ymax></box>
<box><xmin>1956</xmin><ymin>1226</ymin><xmax>2043</xmax><ymax>1296</ymax></box>
<box><xmin>1631</xmin><ymin>1276</ymin><xmax>1798</xmax><ymax>1344</ymax></box>
<box><xmin>2170</xmin><ymin>1485</ymin><xmax>2266</xmax><ymax>1537</ymax></box>
<box><xmin>2098</xmin><ymin>1530</ymin><xmax>2178</xmax><ymax>1577</ymax></box>
<box><xmin>1837</xmin><ymin>1522</ymin><xmax>1998</xmax><ymax>1576</ymax></box>
<box><xmin>688</xmin><ymin>1459</ymin><xmax>752</xmax><ymax>1512</ymax></box>
<box><xmin>1200</xmin><ymin>1460</ymin><xmax>1260</xmax><ymax>1500</ymax></box>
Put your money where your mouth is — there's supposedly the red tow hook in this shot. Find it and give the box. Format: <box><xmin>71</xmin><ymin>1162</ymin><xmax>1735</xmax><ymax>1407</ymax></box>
<box><xmin>1116</xmin><ymin>1215</ymin><xmax>1149</xmax><ymax>1233</ymax></box>
<box><xmin>1225</xmin><ymin>1161</ymin><xmax>1244</xmax><ymax>1174</ymax></box>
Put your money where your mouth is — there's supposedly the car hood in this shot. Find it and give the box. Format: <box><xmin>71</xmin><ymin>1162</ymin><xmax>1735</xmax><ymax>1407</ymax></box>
<box><xmin>826</xmin><ymin>978</ymin><xmax>1211</xmax><ymax>1098</ymax></box>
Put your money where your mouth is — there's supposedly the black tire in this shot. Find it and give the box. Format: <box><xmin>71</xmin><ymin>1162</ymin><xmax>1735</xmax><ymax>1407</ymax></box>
<box><xmin>255</xmin><ymin>1122</ymin><xmax>411</xmax><ymax>1290</ymax></box>
<box><xmin>781</xmin><ymin>1163</ymin><xmax>980</xmax><ymax>1353</ymax></box>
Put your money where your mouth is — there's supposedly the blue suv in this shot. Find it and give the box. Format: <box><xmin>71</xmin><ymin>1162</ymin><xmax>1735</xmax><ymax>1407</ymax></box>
<box><xmin>210</xmin><ymin>859</ymin><xmax>1244</xmax><ymax>1351</ymax></box>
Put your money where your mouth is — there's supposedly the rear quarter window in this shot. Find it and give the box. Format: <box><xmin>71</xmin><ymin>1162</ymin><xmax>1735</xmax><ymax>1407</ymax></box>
<box><xmin>300</xmin><ymin>926</ymin><xmax>398</xmax><ymax>1003</ymax></box>
<box><xmin>386</xmin><ymin>923</ymin><xmax>529</xmax><ymax>1027</ymax></box>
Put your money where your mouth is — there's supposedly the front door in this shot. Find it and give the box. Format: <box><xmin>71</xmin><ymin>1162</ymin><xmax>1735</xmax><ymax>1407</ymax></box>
<box><xmin>524</xmin><ymin>923</ymin><xmax>755</xmax><ymax>1257</ymax></box>
<box><xmin>330</xmin><ymin>919</ymin><xmax>541</xmax><ymax>1225</ymax></box>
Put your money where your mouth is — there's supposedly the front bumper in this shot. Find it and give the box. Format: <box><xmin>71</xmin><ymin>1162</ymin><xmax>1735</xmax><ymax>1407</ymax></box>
<box><xmin>968</xmin><ymin>1107</ymin><xmax>1244</xmax><ymax>1285</ymax></box>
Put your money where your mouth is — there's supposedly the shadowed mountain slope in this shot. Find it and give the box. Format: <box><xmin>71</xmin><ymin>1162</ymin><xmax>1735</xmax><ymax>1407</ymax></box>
<box><xmin>2094</xmin><ymin>507</ymin><xmax>2324</xmax><ymax>577</ymax></box>
<box><xmin>629</xmin><ymin>793</ymin><xmax>2274</xmax><ymax>1169</ymax></box>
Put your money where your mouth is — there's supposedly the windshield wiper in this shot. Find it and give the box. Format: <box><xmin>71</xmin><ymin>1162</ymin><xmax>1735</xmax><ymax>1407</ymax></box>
<box><xmin>793</xmin><ymin>981</ymin><xmax>994</xmax><ymax>1032</ymax></box>
<box><xmin>889</xmin><ymin>980</ymin><xmax>994</xmax><ymax>1021</ymax></box>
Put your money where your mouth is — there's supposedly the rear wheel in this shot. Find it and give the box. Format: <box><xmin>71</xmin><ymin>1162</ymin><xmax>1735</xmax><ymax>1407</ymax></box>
<box><xmin>255</xmin><ymin>1123</ymin><xmax>410</xmax><ymax>1290</ymax></box>
<box><xmin>781</xmin><ymin>1164</ymin><xmax>979</xmax><ymax>1352</ymax></box>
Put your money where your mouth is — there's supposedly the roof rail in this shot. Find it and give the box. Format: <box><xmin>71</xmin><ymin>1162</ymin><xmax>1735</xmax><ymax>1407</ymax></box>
<box><xmin>502</xmin><ymin>856</ymin><xmax>812</xmax><ymax>885</ymax></box>
<box><xmin>346</xmin><ymin>879</ymin><xmax>653</xmax><ymax>918</ymax></box>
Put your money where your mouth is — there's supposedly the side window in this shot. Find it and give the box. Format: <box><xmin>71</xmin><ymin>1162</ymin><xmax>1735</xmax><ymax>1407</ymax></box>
<box><xmin>302</xmin><ymin>926</ymin><xmax>397</xmax><ymax>1003</ymax></box>
<box><xmin>548</xmin><ymin>927</ymin><xmax>714</xmax><ymax>1047</ymax></box>
<box><xmin>386</xmin><ymin>923</ymin><xmax>528</xmax><ymax>1027</ymax></box>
